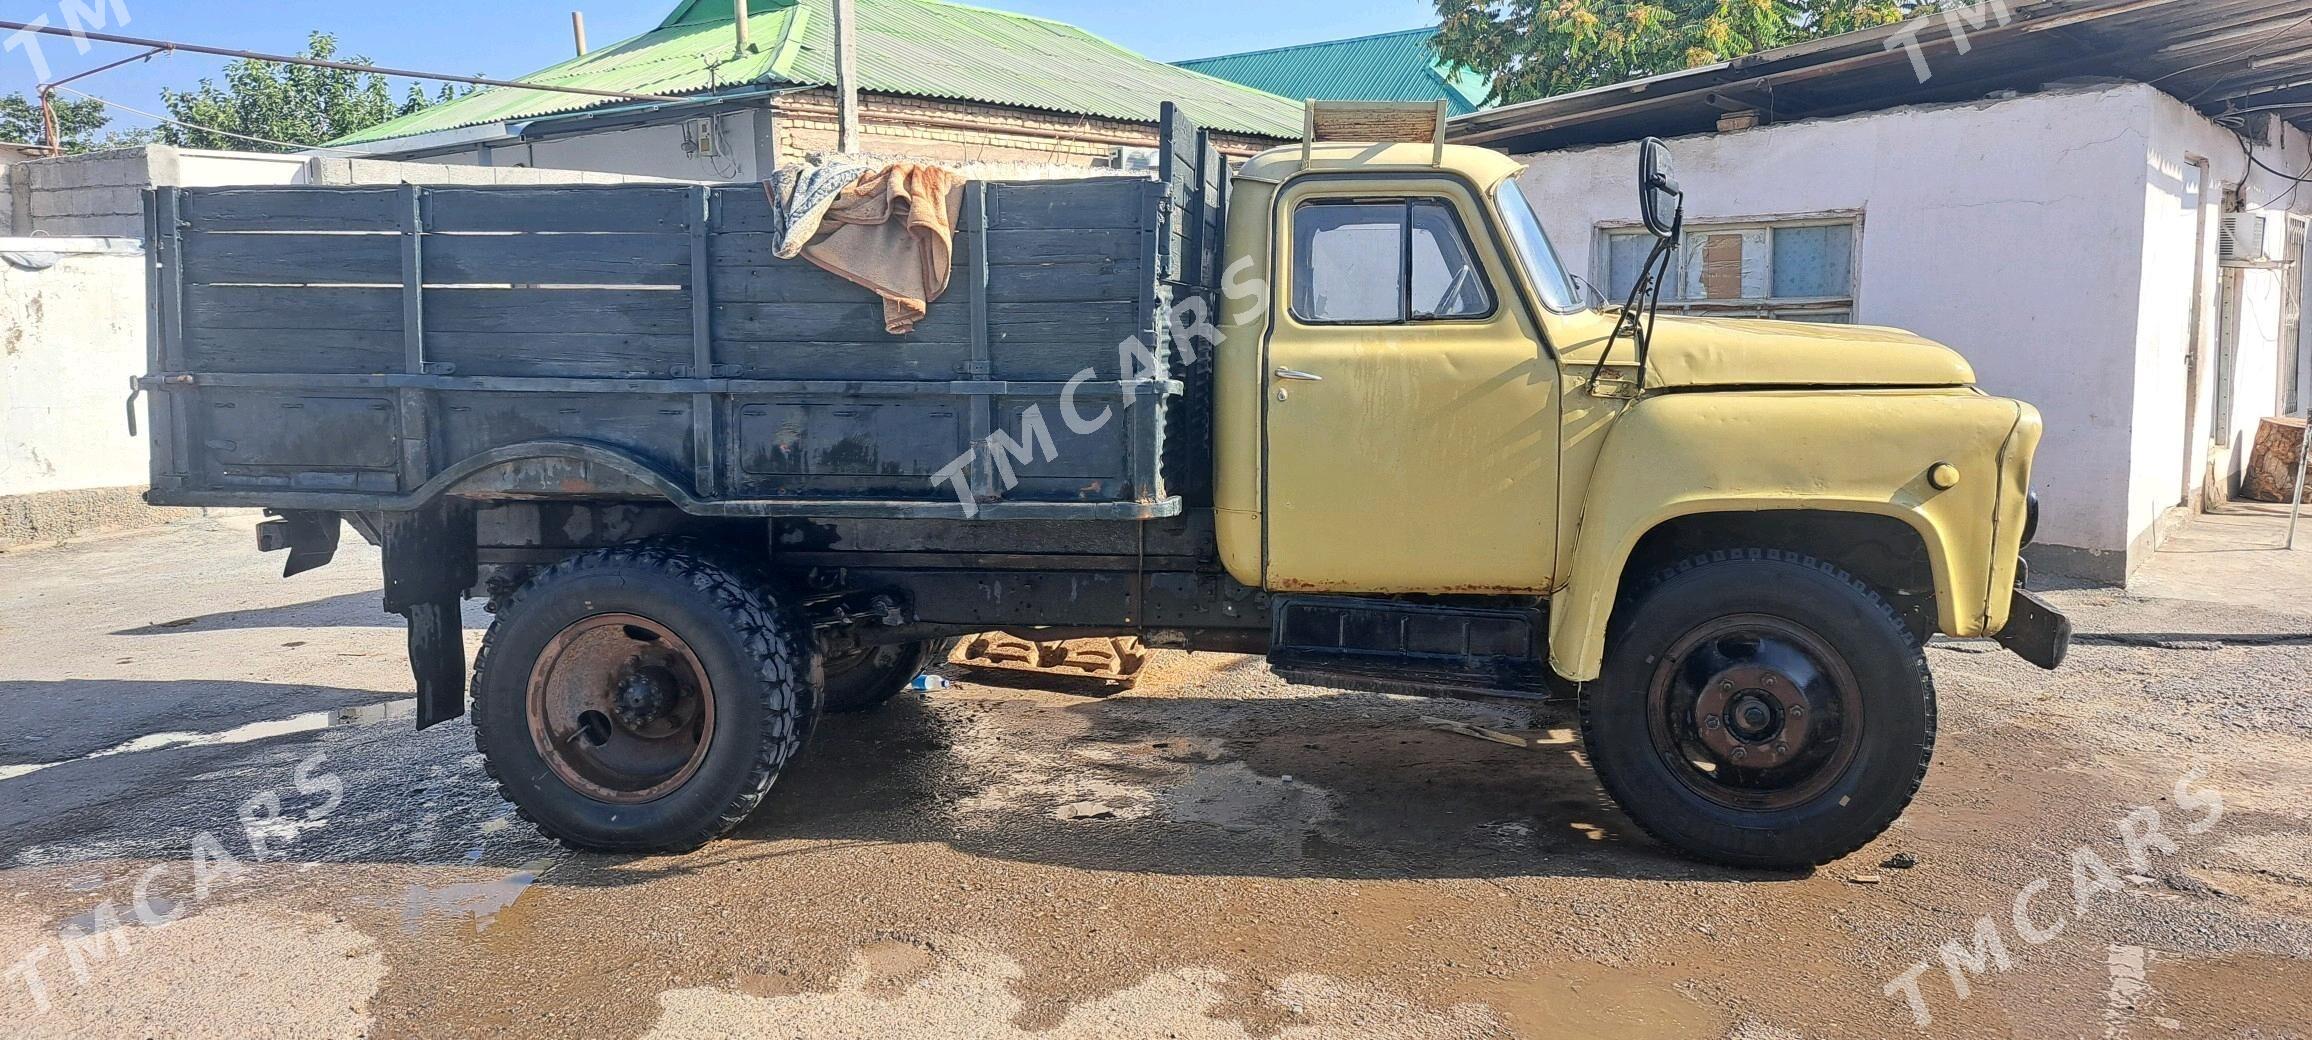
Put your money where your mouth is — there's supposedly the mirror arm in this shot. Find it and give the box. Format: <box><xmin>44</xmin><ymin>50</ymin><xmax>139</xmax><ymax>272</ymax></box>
<box><xmin>1585</xmin><ymin>201</ymin><xmax>1681</xmax><ymax>398</ymax></box>
<box><xmin>1633</xmin><ymin>205</ymin><xmax>1683</xmax><ymax>385</ymax></box>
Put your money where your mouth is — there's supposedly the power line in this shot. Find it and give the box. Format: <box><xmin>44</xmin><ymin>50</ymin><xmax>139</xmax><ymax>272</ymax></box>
<box><xmin>1</xmin><ymin>20</ymin><xmax>687</xmax><ymax>105</ymax></box>
<box><xmin>52</xmin><ymin>86</ymin><xmax>382</xmax><ymax>157</ymax></box>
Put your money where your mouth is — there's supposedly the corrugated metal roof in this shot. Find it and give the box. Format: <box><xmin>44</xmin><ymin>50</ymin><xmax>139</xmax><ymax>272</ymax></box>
<box><xmin>1175</xmin><ymin>28</ymin><xmax>1491</xmax><ymax>116</ymax></box>
<box><xmin>1452</xmin><ymin>0</ymin><xmax>2312</xmax><ymax>152</ymax></box>
<box><xmin>335</xmin><ymin>0</ymin><xmax>1304</xmax><ymax>147</ymax></box>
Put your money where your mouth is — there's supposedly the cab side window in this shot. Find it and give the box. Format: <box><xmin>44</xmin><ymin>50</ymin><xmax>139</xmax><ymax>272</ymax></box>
<box><xmin>1292</xmin><ymin>198</ymin><xmax>1494</xmax><ymax>325</ymax></box>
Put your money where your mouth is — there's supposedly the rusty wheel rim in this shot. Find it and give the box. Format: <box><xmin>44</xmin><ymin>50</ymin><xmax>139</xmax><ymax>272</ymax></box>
<box><xmin>1643</xmin><ymin>614</ymin><xmax>1863</xmax><ymax>813</ymax></box>
<box><xmin>526</xmin><ymin>613</ymin><xmax>715</xmax><ymax>804</ymax></box>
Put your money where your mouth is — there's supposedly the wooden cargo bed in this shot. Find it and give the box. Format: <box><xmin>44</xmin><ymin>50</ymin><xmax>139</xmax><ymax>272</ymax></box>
<box><xmin>142</xmin><ymin>107</ymin><xmax>1229</xmax><ymax>522</ymax></box>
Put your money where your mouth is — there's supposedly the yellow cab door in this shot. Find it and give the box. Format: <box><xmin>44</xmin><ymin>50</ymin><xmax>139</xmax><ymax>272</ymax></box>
<box><xmin>1261</xmin><ymin>176</ymin><xmax>1562</xmax><ymax>594</ymax></box>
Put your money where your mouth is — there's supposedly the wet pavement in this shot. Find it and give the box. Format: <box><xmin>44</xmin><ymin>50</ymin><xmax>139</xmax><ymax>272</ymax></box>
<box><xmin>2</xmin><ymin>513</ymin><xmax>2310</xmax><ymax>1038</ymax></box>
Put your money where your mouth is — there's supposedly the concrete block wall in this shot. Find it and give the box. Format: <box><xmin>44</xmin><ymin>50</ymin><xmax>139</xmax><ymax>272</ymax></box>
<box><xmin>10</xmin><ymin>147</ymin><xmax>173</xmax><ymax>238</ymax></box>
<box><xmin>1</xmin><ymin>146</ymin><xmax>679</xmax><ymax>239</ymax></box>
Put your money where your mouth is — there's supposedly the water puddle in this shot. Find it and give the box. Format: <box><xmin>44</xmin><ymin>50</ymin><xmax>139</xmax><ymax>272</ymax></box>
<box><xmin>0</xmin><ymin>699</ymin><xmax>414</xmax><ymax>782</ymax></box>
<box><xmin>400</xmin><ymin>861</ymin><xmax>552</xmax><ymax>934</ymax></box>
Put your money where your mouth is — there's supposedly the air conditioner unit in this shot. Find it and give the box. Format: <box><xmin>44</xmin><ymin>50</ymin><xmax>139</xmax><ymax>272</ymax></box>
<box><xmin>2219</xmin><ymin>213</ymin><xmax>2274</xmax><ymax>265</ymax></box>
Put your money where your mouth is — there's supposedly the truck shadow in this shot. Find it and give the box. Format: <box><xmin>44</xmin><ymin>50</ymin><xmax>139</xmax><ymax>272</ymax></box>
<box><xmin>0</xmin><ymin>684</ymin><xmax>1789</xmax><ymax>887</ymax></box>
<box><xmin>0</xmin><ymin>678</ymin><xmax>412</xmax><ymax>767</ymax></box>
<box><xmin>109</xmin><ymin>592</ymin><xmax>494</xmax><ymax>636</ymax></box>
<box><xmin>714</xmin><ymin>689</ymin><xmax>1787</xmax><ymax>885</ymax></box>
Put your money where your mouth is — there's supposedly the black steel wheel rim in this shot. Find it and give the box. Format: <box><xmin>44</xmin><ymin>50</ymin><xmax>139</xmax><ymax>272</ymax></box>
<box><xmin>526</xmin><ymin>613</ymin><xmax>717</xmax><ymax>804</ymax></box>
<box><xmin>1643</xmin><ymin>614</ymin><xmax>1864</xmax><ymax>812</ymax></box>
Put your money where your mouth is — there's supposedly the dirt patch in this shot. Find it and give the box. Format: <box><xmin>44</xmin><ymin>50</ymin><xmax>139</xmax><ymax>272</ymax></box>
<box><xmin>0</xmin><ymin>904</ymin><xmax>386</xmax><ymax>1039</ymax></box>
<box><xmin>640</xmin><ymin>935</ymin><xmax>1503</xmax><ymax>1040</ymax></box>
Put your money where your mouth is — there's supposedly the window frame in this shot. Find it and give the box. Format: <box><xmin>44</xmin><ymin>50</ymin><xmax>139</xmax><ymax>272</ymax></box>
<box><xmin>1289</xmin><ymin>196</ymin><xmax>1501</xmax><ymax>328</ymax></box>
<box><xmin>1595</xmin><ymin>212</ymin><xmax>1863</xmax><ymax>323</ymax></box>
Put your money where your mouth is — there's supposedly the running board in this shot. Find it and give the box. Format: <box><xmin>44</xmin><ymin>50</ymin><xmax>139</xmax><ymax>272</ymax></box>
<box><xmin>1266</xmin><ymin>596</ymin><xmax>1554</xmax><ymax>700</ymax></box>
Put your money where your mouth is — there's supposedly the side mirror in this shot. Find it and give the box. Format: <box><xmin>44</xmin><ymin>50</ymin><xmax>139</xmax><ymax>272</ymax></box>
<box><xmin>1639</xmin><ymin>137</ymin><xmax>1684</xmax><ymax>241</ymax></box>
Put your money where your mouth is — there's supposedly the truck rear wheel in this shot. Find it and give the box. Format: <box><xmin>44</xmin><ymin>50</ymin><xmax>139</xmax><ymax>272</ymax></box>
<box><xmin>1583</xmin><ymin>549</ymin><xmax>1936</xmax><ymax>870</ymax></box>
<box><xmin>820</xmin><ymin>640</ymin><xmax>950</xmax><ymax>714</ymax></box>
<box><xmin>471</xmin><ymin>541</ymin><xmax>809</xmax><ymax>853</ymax></box>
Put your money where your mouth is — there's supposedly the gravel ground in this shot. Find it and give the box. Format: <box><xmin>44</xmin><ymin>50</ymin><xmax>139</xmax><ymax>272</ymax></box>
<box><xmin>1</xmin><ymin>514</ymin><xmax>2309</xmax><ymax>1038</ymax></box>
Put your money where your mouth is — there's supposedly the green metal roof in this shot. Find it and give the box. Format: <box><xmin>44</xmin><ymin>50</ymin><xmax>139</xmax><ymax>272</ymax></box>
<box><xmin>1174</xmin><ymin>28</ymin><xmax>1492</xmax><ymax>117</ymax></box>
<box><xmin>334</xmin><ymin>0</ymin><xmax>1304</xmax><ymax>146</ymax></box>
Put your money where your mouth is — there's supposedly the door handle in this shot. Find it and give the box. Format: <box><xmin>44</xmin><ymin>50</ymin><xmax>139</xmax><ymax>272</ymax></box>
<box><xmin>1274</xmin><ymin>368</ymin><xmax>1325</xmax><ymax>382</ymax></box>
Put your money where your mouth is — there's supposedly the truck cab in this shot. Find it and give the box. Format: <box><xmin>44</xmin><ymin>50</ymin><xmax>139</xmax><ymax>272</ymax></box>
<box><xmin>1215</xmin><ymin>139</ymin><xmax>2054</xmax><ymax>683</ymax></box>
<box><xmin>1195</xmin><ymin>135</ymin><xmax>2064</xmax><ymax>867</ymax></box>
<box><xmin>140</xmin><ymin>103</ymin><xmax>2066</xmax><ymax>870</ymax></box>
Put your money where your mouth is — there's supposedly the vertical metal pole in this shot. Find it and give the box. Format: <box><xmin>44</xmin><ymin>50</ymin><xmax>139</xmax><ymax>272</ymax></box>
<box><xmin>733</xmin><ymin>0</ymin><xmax>750</xmax><ymax>53</ymax></box>
<box><xmin>571</xmin><ymin>11</ymin><xmax>588</xmax><ymax>56</ymax></box>
<box><xmin>833</xmin><ymin>0</ymin><xmax>860</xmax><ymax>153</ymax></box>
<box><xmin>39</xmin><ymin>86</ymin><xmax>60</xmax><ymax>155</ymax></box>
<box><xmin>689</xmin><ymin>185</ymin><xmax>719</xmax><ymax>499</ymax></box>
<box><xmin>2289</xmin><ymin>419</ymin><xmax>2310</xmax><ymax>549</ymax></box>
<box><xmin>400</xmin><ymin>184</ymin><xmax>426</xmax><ymax>375</ymax></box>
<box><xmin>153</xmin><ymin>188</ymin><xmax>190</xmax><ymax>486</ymax></box>
<box><xmin>398</xmin><ymin>184</ymin><xmax>432</xmax><ymax>490</ymax></box>
<box><xmin>964</xmin><ymin>181</ymin><xmax>993</xmax><ymax>505</ymax></box>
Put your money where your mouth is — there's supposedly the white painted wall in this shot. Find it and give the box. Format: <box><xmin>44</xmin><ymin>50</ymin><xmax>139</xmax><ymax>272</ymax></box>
<box><xmin>1512</xmin><ymin>82</ymin><xmax>2312</xmax><ymax>580</ymax></box>
<box><xmin>2133</xmin><ymin>92</ymin><xmax>2312</xmax><ymax>539</ymax></box>
<box><xmin>524</xmin><ymin>112</ymin><xmax>763</xmax><ymax>182</ymax></box>
<box><xmin>174</xmin><ymin>149</ymin><xmax>310</xmax><ymax>187</ymax></box>
<box><xmin>0</xmin><ymin>242</ymin><xmax>149</xmax><ymax>498</ymax></box>
<box><xmin>393</xmin><ymin>111</ymin><xmax>766</xmax><ymax>183</ymax></box>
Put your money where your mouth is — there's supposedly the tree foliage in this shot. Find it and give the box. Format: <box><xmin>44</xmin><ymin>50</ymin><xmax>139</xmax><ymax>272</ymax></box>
<box><xmin>1432</xmin><ymin>1</ymin><xmax>1935</xmax><ymax>105</ymax></box>
<box><xmin>158</xmin><ymin>31</ymin><xmax>467</xmax><ymax>152</ymax></box>
<box><xmin>0</xmin><ymin>92</ymin><xmax>152</xmax><ymax>153</ymax></box>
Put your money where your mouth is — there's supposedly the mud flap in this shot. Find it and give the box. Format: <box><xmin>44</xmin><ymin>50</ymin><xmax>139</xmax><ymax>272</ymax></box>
<box><xmin>256</xmin><ymin>510</ymin><xmax>343</xmax><ymax>578</ymax></box>
<box><xmin>380</xmin><ymin>502</ymin><xmax>477</xmax><ymax>730</ymax></box>
<box><xmin>1994</xmin><ymin>588</ymin><xmax>2072</xmax><ymax>671</ymax></box>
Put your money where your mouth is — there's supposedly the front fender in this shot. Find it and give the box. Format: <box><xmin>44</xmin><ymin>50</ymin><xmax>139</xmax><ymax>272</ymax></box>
<box><xmin>1549</xmin><ymin>390</ymin><xmax>2038</xmax><ymax>682</ymax></box>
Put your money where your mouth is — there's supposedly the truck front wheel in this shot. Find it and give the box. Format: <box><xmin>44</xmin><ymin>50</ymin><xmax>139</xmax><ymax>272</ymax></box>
<box><xmin>1583</xmin><ymin>549</ymin><xmax>1936</xmax><ymax>870</ymax></box>
<box><xmin>471</xmin><ymin>542</ymin><xmax>810</xmax><ymax>853</ymax></box>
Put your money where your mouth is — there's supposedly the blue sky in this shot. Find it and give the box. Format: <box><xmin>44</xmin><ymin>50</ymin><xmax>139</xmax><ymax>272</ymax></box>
<box><xmin>3</xmin><ymin>0</ymin><xmax>1439</xmax><ymax>133</ymax></box>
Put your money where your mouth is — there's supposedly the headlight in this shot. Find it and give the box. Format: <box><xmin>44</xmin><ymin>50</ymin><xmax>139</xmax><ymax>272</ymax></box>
<box><xmin>2023</xmin><ymin>491</ymin><xmax>2041</xmax><ymax>548</ymax></box>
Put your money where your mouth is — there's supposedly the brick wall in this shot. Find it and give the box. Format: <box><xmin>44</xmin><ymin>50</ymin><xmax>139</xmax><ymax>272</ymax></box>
<box><xmin>771</xmin><ymin>90</ymin><xmax>1284</xmax><ymax>168</ymax></box>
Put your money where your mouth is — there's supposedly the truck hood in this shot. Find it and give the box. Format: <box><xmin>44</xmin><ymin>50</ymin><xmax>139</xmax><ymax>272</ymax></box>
<box><xmin>1637</xmin><ymin>315</ymin><xmax>1977</xmax><ymax>390</ymax></box>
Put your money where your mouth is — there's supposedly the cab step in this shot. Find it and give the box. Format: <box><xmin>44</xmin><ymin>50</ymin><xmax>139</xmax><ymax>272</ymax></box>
<box><xmin>1265</xmin><ymin>596</ymin><xmax>1555</xmax><ymax>701</ymax></box>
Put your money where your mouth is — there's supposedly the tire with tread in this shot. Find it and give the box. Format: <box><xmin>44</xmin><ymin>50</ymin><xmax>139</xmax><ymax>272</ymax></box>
<box><xmin>470</xmin><ymin>539</ymin><xmax>810</xmax><ymax>854</ymax></box>
<box><xmin>820</xmin><ymin>639</ymin><xmax>952</xmax><ymax>714</ymax></box>
<box><xmin>1581</xmin><ymin>548</ymin><xmax>1936</xmax><ymax>870</ymax></box>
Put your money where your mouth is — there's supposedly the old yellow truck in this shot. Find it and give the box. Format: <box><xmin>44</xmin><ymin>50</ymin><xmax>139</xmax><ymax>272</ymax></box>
<box><xmin>139</xmin><ymin>103</ymin><xmax>2066</xmax><ymax>869</ymax></box>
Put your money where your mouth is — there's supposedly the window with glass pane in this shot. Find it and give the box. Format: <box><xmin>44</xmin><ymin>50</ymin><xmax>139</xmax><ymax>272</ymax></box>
<box><xmin>1601</xmin><ymin>219</ymin><xmax>1857</xmax><ymax>323</ymax></box>
<box><xmin>1296</xmin><ymin>204</ymin><xmax>1405</xmax><ymax>323</ymax></box>
<box><xmin>1293</xmin><ymin>199</ymin><xmax>1492</xmax><ymax>325</ymax></box>
<box><xmin>1411</xmin><ymin>201</ymin><xmax>1492</xmax><ymax>320</ymax></box>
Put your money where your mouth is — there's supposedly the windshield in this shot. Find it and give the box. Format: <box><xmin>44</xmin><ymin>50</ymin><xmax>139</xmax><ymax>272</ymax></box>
<box><xmin>1493</xmin><ymin>178</ymin><xmax>1585</xmax><ymax>313</ymax></box>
